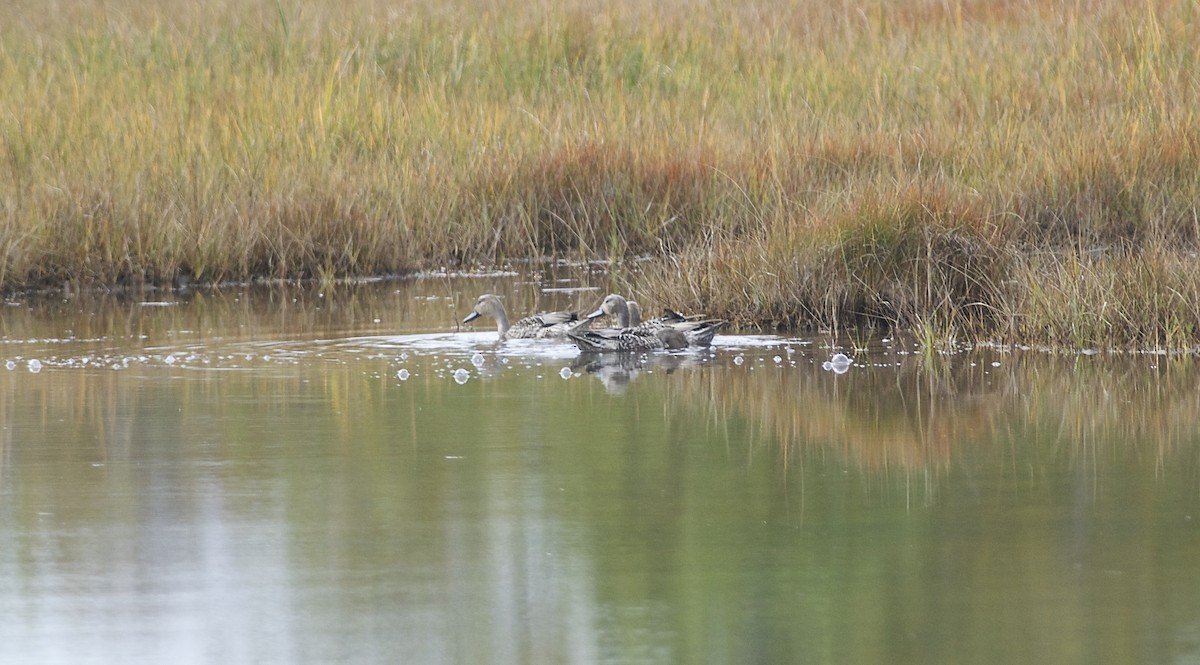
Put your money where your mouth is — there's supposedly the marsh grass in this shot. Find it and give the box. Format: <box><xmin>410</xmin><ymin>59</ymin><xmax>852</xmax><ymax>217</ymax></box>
<box><xmin>2</xmin><ymin>0</ymin><xmax>1199</xmax><ymax>348</ymax></box>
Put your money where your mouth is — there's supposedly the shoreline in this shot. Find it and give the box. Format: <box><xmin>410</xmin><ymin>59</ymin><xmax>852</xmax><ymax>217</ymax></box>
<box><xmin>5</xmin><ymin>255</ymin><xmax>1200</xmax><ymax>357</ymax></box>
<box><xmin>2</xmin><ymin>0</ymin><xmax>1197</xmax><ymax>350</ymax></box>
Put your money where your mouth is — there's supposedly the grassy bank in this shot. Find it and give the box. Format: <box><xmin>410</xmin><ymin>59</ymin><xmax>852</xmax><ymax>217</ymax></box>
<box><xmin>2</xmin><ymin>0</ymin><xmax>1199</xmax><ymax>348</ymax></box>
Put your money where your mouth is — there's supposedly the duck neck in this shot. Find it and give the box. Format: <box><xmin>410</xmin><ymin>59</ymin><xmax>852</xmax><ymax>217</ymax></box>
<box><xmin>493</xmin><ymin>307</ymin><xmax>511</xmax><ymax>334</ymax></box>
<box><xmin>612</xmin><ymin>300</ymin><xmax>631</xmax><ymax>328</ymax></box>
<box><xmin>627</xmin><ymin>302</ymin><xmax>643</xmax><ymax>326</ymax></box>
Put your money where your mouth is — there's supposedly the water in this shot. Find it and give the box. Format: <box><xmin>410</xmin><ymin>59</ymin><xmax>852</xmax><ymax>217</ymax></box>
<box><xmin>1</xmin><ymin>273</ymin><xmax>1198</xmax><ymax>664</ymax></box>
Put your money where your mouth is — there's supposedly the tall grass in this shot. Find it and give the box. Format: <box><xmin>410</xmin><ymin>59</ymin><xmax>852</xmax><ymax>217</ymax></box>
<box><xmin>1</xmin><ymin>0</ymin><xmax>1199</xmax><ymax>348</ymax></box>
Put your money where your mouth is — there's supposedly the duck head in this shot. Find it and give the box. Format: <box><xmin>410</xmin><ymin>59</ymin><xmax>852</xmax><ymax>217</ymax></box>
<box><xmin>463</xmin><ymin>294</ymin><xmax>506</xmax><ymax>325</ymax></box>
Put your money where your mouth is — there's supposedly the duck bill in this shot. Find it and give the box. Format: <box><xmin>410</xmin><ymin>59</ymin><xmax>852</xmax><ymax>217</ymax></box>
<box><xmin>462</xmin><ymin>310</ymin><xmax>482</xmax><ymax>324</ymax></box>
<box><xmin>586</xmin><ymin>308</ymin><xmax>605</xmax><ymax>320</ymax></box>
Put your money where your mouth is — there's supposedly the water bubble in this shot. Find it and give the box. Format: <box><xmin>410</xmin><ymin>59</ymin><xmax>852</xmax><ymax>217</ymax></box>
<box><xmin>991</xmin><ymin>361</ymin><xmax>1001</xmax><ymax>367</ymax></box>
<box><xmin>400</xmin><ymin>352</ymin><xmax>409</xmax><ymax>360</ymax></box>
<box><xmin>823</xmin><ymin>353</ymin><xmax>852</xmax><ymax>374</ymax></box>
<box><xmin>773</xmin><ymin>355</ymin><xmax>783</xmax><ymax>364</ymax></box>
<box><xmin>452</xmin><ymin>368</ymin><xmax>470</xmax><ymax>384</ymax></box>
<box><xmin>471</xmin><ymin>352</ymin><xmax>485</xmax><ymax>367</ymax></box>
<box><xmin>733</xmin><ymin>355</ymin><xmax>745</xmax><ymax>366</ymax></box>
<box><xmin>397</xmin><ymin>369</ymin><xmax>410</xmax><ymax>381</ymax></box>
<box><xmin>27</xmin><ymin>359</ymin><xmax>43</xmax><ymax>373</ymax></box>
<box><xmin>4</xmin><ymin>360</ymin><xmax>15</xmax><ymax>371</ymax></box>
<box><xmin>559</xmin><ymin>367</ymin><xmax>572</xmax><ymax>380</ymax></box>
<box><xmin>164</xmin><ymin>354</ymin><xmax>176</xmax><ymax>365</ymax></box>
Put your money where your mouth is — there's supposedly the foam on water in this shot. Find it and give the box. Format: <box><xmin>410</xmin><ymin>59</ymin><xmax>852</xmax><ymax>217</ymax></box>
<box><xmin>711</xmin><ymin>334</ymin><xmax>811</xmax><ymax>350</ymax></box>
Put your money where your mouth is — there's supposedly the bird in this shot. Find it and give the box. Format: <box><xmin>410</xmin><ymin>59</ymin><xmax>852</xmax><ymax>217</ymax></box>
<box><xmin>461</xmin><ymin>294</ymin><xmax>582</xmax><ymax>340</ymax></box>
<box><xmin>584</xmin><ymin>293</ymin><xmax>726</xmax><ymax>347</ymax></box>
<box><xmin>585</xmin><ymin>293</ymin><xmax>642</xmax><ymax>329</ymax></box>
<box><xmin>568</xmin><ymin>326</ymin><xmax>691</xmax><ymax>352</ymax></box>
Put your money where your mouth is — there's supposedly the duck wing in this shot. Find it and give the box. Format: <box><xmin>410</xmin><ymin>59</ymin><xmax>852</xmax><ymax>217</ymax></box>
<box><xmin>568</xmin><ymin>328</ymin><xmax>670</xmax><ymax>352</ymax></box>
<box><xmin>504</xmin><ymin>310</ymin><xmax>579</xmax><ymax>339</ymax></box>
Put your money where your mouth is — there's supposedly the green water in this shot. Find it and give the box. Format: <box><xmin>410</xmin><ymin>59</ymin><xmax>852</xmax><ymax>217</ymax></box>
<box><xmin>1</xmin><ymin>274</ymin><xmax>1198</xmax><ymax>664</ymax></box>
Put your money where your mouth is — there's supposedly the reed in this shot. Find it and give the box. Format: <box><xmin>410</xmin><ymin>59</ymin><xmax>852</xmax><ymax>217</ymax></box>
<box><xmin>1</xmin><ymin>0</ymin><xmax>1198</xmax><ymax>348</ymax></box>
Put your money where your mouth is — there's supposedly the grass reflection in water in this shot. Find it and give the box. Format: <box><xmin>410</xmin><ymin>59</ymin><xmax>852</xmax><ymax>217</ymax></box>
<box><xmin>0</xmin><ymin>283</ymin><xmax>1198</xmax><ymax>665</ymax></box>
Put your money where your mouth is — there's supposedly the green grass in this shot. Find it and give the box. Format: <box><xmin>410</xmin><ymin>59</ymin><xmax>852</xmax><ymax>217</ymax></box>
<box><xmin>2</xmin><ymin>0</ymin><xmax>1199</xmax><ymax>348</ymax></box>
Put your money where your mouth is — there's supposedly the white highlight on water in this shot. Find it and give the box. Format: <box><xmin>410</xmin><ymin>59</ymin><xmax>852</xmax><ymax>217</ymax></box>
<box><xmin>822</xmin><ymin>353</ymin><xmax>852</xmax><ymax>374</ymax></box>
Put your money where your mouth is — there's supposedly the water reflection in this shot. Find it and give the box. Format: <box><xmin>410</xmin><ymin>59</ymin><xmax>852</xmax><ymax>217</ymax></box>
<box><xmin>0</xmin><ymin>276</ymin><xmax>1198</xmax><ymax>664</ymax></box>
<box><xmin>665</xmin><ymin>343</ymin><xmax>1200</xmax><ymax>478</ymax></box>
<box><xmin>571</xmin><ymin>349</ymin><xmax>718</xmax><ymax>394</ymax></box>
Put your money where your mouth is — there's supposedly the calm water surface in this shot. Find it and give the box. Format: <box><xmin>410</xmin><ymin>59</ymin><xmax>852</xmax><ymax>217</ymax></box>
<box><xmin>1</xmin><ymin>270</ymin><xmax>1198</xmax><ymax>664</ymax></box>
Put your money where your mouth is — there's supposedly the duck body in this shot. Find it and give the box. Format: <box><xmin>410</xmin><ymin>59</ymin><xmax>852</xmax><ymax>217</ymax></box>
<box><xmin>583</xmin><ymin>293</ymin><xmax>726</xmax><ymax>348</ymax></box>
<box><xmin>505</xmin><ymin>310</ymin><xmax>582</xmax><ymax>339</ymax></box>
<box><xmin>630</xmin><ymin>311</ymin><xmax>724</xmax><ymax>347</ymax></box>
<box><xmin>463</xmin><ymin>294</ymin><xmax>581</xmax><ymax>340</ymax></box>
<box><xmin>568</xmin><ymin>326</ymin><xmax>690</xmax><ymax>352</ymax></box>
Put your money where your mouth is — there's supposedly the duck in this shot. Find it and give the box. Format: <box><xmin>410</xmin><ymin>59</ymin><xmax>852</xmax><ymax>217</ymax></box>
<box><xmin>462</xmin><ymin>294</ymin><xmax>582</xmax><ymax>340</ymax></box>
<box><xmin>586</xmin><ymin>293</ymin><xmax>642</xmax><ymax>329</ymax></box>
<box><xmin>568</xmin><ymin>326</ymin><xmax>691</xmax><ymax>352</ymax></box>
<box><xmin>584</xmin><ymin>293</ymin><xmax>726</xmax><ymax>347</ymax></box>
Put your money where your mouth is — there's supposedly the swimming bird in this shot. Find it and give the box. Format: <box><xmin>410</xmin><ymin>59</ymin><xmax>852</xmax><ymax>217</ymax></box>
<box><xmin>568</xmin><ymin>326</ymin><xmax>691</xmax><ymax>352</ymax></box>
<box><xmin>462</xmin><ymin>294</ymin><xmax>581</xmax><ymax>340</ymax></box>
<box><xmin>586</xmin><ymin>293</ymin><xmax>642</xmax><ymax>329</ymax></box>
<box><xmin>585</xmin><ymin>293</ymin><xmax>726</xmax><ymax>347</ymax></box>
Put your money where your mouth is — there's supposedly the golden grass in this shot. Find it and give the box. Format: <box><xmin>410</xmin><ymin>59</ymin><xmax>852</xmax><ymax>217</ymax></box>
<box><xmin>2</xmin><ymin>0</ymin><xmax>1199</xmax><ymax>347</ymax></box>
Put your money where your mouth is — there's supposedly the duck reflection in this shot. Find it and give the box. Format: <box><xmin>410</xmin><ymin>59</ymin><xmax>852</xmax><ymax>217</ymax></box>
<box><xmin>571</xmin><ymin>350</ymin><xmax>704</xmax><ymax>394</ymax></box>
